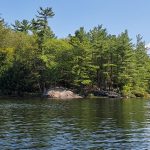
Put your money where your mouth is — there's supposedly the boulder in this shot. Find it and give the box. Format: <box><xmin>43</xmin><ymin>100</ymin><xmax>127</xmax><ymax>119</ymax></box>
<box><xmin>93</xmin><ymin>90</ymin><xmax>121</xmax><ymax>98</ymax></box>
<box><xmin>44</xmin><ymin>87</ymin><xmax>82</xmax><ymax>99</ymax></box>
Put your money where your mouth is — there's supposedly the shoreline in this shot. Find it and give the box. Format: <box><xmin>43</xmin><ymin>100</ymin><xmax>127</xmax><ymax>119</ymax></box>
<box><xmin>0</xmin><ymin>86</ymin><xmax>149</xmax><ymax>100</ymax></box>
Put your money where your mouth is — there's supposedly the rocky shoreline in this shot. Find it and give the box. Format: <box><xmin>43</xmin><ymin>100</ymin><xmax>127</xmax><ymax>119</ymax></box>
<box><xmin>43</xmin><ymin>87</ymin><xmax>82</xmax><ymax>99</ymax></box>
<box><xmin>43</xmin><ymin>87</ymin><xmax>121</xmax><ymax>99</ymax></box>
<box><xmin>92</xmin><ymin>90</ymin><xmax>121</xmax><ymax>98</ymax></box>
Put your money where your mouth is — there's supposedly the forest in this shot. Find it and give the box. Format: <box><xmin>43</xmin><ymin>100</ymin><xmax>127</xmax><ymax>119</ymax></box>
<box><xmin>0</xmin><ymin>7</ymin><xmax>150</xmax><ymax>98</ymax></box>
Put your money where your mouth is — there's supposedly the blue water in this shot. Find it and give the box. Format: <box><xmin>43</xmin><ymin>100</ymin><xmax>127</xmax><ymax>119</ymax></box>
<box><xmin>0</xmin><ymin>98</ymin><xmax>150</xmax><ymax>149</ymax></box>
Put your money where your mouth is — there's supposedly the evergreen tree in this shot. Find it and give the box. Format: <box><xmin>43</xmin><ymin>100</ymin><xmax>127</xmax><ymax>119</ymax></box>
<box><xmin>33</xmin><ymin>7</ymin><xmax>55</xmax><ymax>51</ymax></box>
<box><xmin>0</xmin><ymin>9</ymin><xmax>150</xmax><ymax>97</ymax></box>
<box><xmin>88</xmin><ymin>25</ymin><xmax>108</xmax><ymax>89</ymax></box>
<box><xmin>12</xmin><ymin>19</ymin><xmax>31</xmax><ymax>34</ymax></box>
<box><xmin>69</xmin><ymin>27</ymin><xmax>94</xmax><ymax>89</ymax></box>
<box><xmin>132</xmin><ymin>34</ymin><xmax>150</xmax><ymax>96</ymax></box>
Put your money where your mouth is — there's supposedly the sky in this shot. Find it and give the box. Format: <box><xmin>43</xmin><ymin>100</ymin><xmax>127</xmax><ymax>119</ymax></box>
<box><xmin>0</xmin><ymin>0</ymin><xmax>150</xmax><ymax>44</ymax></box>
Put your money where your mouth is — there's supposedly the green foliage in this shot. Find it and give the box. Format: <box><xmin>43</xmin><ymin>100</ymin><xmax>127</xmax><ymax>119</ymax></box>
<box><xmin>122</xmin><ymin>84</ymin><xmax>133</xmax><ymax>97</ymax></box>
<box><xmin>0</xmin><ymin>8</ymin><xmax>150</xmax><ymax>97</ymax></box>
<box><xmin>12</xmin><ymin>20</ymin><xmax>31</xmax><ymax>34</ymax></box>
<box><xmin>42</xmin><ymin>38</ymin><xmax>73</xmax><ymax>86</ymax></box>
<box><xmin>69</xmin><ymin>27</ymin><xmax>95</xmax><ymax>87</ymax></box>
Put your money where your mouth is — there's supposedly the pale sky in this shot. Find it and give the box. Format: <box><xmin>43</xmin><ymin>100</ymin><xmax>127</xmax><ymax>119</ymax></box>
<box><xmin>0</xmin><ymin>0</ymin><xmax>150</xmax><ymax>44</ymax></box>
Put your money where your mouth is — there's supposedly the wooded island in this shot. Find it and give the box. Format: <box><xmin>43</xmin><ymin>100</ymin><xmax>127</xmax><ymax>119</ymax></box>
<box><xmin>0</xmin><ymin>7</ymin><xmax>150</xmax><ymax>98</ymax></box>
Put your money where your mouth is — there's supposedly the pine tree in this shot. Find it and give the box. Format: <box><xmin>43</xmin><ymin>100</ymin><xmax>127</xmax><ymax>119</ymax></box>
<box><xmin>69</xmin><ymin>27</ymin><xmax>94</xmax><ymax>88</ymax></box>
<box><xmin>12</xmin><ymin>20</ymin><xmax>31</xmax><ymax>34</ymax></box>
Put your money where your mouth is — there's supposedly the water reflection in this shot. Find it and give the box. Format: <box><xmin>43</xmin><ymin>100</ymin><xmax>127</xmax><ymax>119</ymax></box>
<box><xmin>0</xmin><ymin>98</ymin><xmax>150</xmax><ymax>149</ymax></box>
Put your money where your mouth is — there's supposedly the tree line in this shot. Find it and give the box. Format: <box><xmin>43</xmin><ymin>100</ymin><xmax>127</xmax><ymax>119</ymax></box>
<box><xmin>0</xmin><ymin>7</ymin><xmax>150</xmax><ymax>97</ymax></box>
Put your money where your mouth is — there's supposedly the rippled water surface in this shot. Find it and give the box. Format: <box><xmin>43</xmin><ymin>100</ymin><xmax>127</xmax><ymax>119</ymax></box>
<box><xmin>0</xmin><ymin>98</ymin><xmax>150</xmax><ymax>149</ymax></box>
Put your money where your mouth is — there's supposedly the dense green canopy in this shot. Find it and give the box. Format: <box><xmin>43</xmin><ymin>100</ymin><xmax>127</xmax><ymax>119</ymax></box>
<box><xmin>0</xmin><ymin>7</ymin><xmax>150</xmax><ymax>97</ymax></box>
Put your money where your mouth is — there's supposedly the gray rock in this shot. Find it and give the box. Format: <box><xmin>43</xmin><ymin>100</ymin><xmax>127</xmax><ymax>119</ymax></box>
<box><xmin>44</xmin><ymin>87</ymin><xmax>82</xmax><ymax>99</ymax></box>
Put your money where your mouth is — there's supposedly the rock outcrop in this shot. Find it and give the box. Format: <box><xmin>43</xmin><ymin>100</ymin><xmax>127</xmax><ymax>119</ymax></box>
<box><xmin>44</xmin><ymin>87</ymin><xmax>82</xmax><ymax>99</ymax></box>
<box><xmin>93</xmin><ymin>90</ymin><xmax>121</xmax><ymax>98</ymax></box>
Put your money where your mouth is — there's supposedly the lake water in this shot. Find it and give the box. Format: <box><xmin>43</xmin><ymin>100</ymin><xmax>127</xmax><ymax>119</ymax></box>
<box><xmin>0</xmin><ymin>98</ymin><xmax>150</xmax><ymax>149</ymax></box>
